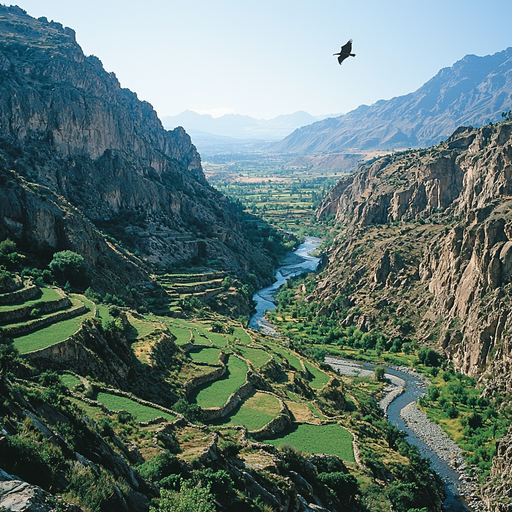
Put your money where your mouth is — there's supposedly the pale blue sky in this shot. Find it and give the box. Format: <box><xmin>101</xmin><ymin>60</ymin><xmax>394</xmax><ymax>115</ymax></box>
<box><xmin>9</xmin><ymin>1</ymin><xmax>512</xmax><ymax>120</ymax></box>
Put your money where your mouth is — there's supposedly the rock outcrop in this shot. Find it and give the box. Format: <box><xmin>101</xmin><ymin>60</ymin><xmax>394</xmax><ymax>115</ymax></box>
<box><xmin>0</xmin><ymin>6</ymin><xmax>277</xmax><ymax>298</ymax></box>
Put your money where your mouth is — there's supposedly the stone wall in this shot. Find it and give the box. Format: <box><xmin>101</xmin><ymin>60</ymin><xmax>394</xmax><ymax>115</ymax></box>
<box><xmin>0</xmin><ymin>292</ymin><xmax>70</xmax><ymax>325</ymax></box>
<box><xmin>0</xmin><ymin>283</ymin><xmax>38</xmax><ymax>305</ymax></box>
<box><xmin>249</xmin><ymin>395</ymin><xmax>292</xmax><ymax>440</ymax></box>
<box><xmin>201</xmin><ymin>379</ymin><xmax>254</xmax><ymax>422</ymax></box>
<box><xmin>1</xmin><ymin>302</ymin><xmax>86</xmax><ymax>337</ymax></box>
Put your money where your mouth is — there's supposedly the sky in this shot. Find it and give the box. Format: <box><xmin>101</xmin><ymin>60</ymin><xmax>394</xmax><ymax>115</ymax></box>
<box><xmin>8</xmin><ymin>1</ymin><xmax>512</xmax><ymax>120</ymax></box>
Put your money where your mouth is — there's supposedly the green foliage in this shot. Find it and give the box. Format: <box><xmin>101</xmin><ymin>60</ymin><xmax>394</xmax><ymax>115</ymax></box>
<box><xmin>317</xmin><ymin>471</ymin><xmax>359</xmax><ymax>504</ymax></box>
<box><xmin>138</xmin><ymin>452</ymin><xmax>182</xmax><ymax>483</ymax></box>
<box><xmin>221</xmin><ymin>276</ymin><xmax>232</xmax><ymax>290</ymax></box>
<box><xmin>374</xmin><ymin>366</ymin><xmax>385</xmax><ymax>382</ymax></box>
<box><xmin>49</xmin><ymin>250</ymin><xmax>89</xmax><ymax>287</ymax></box>
<box><xmin>150</xmin><ymin>480</ymin><xmax>216</xmax><ymax>512</ymax></box>
<box><xmin>172</xmin><ymin>398</ymin><xmax>203</xmax><ymax>424</ymax></box>
<box><xmin>64</xmin><ymin>464</ymin><xmax>128</xmax><ymax>512</ymax></box>
<box><xmin>418</xmin><ymin>347</ymin><xmax>442</xmax><ymax>367</ymax></box>
<box><xmin>0</xmin><ymin>238</ymin><xmax>22</xmax><ymax>269</ymax></box>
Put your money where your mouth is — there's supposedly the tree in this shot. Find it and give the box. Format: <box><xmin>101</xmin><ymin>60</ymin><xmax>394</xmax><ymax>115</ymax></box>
<box><xmin>49</xmin><ymin>250</ymin><xmax>89</xmax><ymax>287</ymax></box>
<box><xmin>374</xmin><ymin>367</ymin><xmax>386</xmax><ymax>382</ymax></box>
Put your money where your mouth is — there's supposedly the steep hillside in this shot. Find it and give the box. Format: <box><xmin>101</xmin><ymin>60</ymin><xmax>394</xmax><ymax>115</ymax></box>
<box><xmin>306</xmin><ymin>120</ymin><xmax>512</xmax><ymax>509</ymax></box>
<box><xmin>0</xmin><ymin>6</ymin><xmax>284</xmax><ymax>299</ymax></box>
<box><xmin>272</xmin><ymin>48</ymin><xmax>512</xmax><ymax>154</ymax></box>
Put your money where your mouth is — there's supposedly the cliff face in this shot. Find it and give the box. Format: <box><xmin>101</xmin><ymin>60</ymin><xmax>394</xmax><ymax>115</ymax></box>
<box><xmin>316</xmin><ymin>121</ymin><xmax>512</xmax><ymax>378</ymax></box>
<box><xmin>272</xmin><ymin>48</ymin><xmax>512</xmax><ymax>154</ymax></box>
<box><xmin>0</xmin><ymin>6</ymin><xmax>275</xmax><ymax>292</ymax></box>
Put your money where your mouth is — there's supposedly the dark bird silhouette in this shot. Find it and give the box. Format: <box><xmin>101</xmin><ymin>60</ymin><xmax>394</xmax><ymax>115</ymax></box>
<box><xmin>333</xmin><ymin>39</ymin><xmax>355</xmax><ymax>65</ymax></box>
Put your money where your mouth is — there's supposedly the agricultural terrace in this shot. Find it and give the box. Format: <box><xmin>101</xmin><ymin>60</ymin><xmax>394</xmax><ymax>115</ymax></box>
<box><xmin>187</xmin><ymin>347</ymin><xmax>222</xmax><ymax>365</ymax></box>
<box><xmin>0</xmin><ymin>286</ymin><xmax>62</xmax><ymax>312</ymax></box>
<box><xmin>227</xmin><ymin>326</ymin><xmax>252</xmax><ymax>344</ymax></box>
<box><xmin>125</xmin><ymin>313</ymin><xmax>160</xmax><ymax>340</ymax></box>
<box><xmin>236</xmin><ymin>345</ymin><xmax>271</xmax><ymax>369</ymax></box>
<box><xmin>165</xmin><ymin>323</ymin><xmax>193</xmax><ymax>345</ymax></box>
<box><xmin>217</xmin><ymin>391</ymin><xmax>281</xmax><ymax>431</ymax></box>
<box><xmin>303</xmin><ymin>360</ymin><xmax>330</xmax><ymax>389</ymax></box>
<box><xmin>265</xmin><ymin>343</ymin><xmax>303</xmax><ymax>372</ymax></box>
<box><xmin>95</xmin><ymin>392</ymin><xmax>176</xmax><ymax>422</ymax></box>
<box><xmin>192</xmin><ymin>355</ymin><xmax>248</xmax><ymax>408</ymax></box>
<box><xmin>12</xmin><ymin>295</ymin><xmax>95</xmax><ymax>354</ymax></box>
<box><xmin>264</xmin><ymin>423</ymin><xmax>355</xmax><ymax>462</ymax></box>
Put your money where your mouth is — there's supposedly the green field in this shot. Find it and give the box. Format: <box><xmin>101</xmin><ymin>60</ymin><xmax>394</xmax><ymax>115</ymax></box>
<box><xmin>267</xmin><ymin>343</ymin><xmax>303</xmax><ymax>371</ymax></box>
<box><xmin>237</xmin><ymin>346</ymin><xmax>271</xmax><ymax>369</ymax></box>
<box><xmin>13</xmin><ymin>296</ymin><xmax>95</xmax><ymax>354</ymax></box>
<box><xmin>218</xmin><ymin>392</ymin><xmax>281</xmax><ymax>431</ymax></box>
<box><xmin>188</xmin><ymin>347</ymin><xmax>222</xmax><ymax>365</ymax></box>
<box><xmin>0</xmin><ymin>287</ymin><xmax>62</xmax><ymax>312</ymax></box>
<box><xmin>264</xmin><ymin>423</ymin><xmax>354</xmax><ymax>461</ymax></box>
<box><xmin>206</xmin><ymin>332</ymin><xmax>228</xmax><ymax>347</ymax></box>
<box><xmin>228</xmin><ymin>327</ymin><xmax>252</xmax><ymax>345</ymax></box>
<box><xmin>95</xmin><ymin>392</ymin><xmax>176</xmax><ymax>422</ymax></box>
<box><xmin>193</xmin><ymin>355</ymin><xmax>248</xmax><ymax>408</ymax></box>
<box><xmin>60</xmin><ymin>374</ymin><xmax>82</xmax><ymax>389</ymax></box>
<box><xmin>126</xmin><ymin>314</ymin><xmax>158</xmax><ymax>340</ymax></box>
<box><xmin>303</xmin><ymin>360</ymin><xmax>330</xmax><ymax>389</ymax></box>
<box><xmin>166</xmin><ymin>324</ymin><xmax>193</xmax><ymax>345</ymax></box>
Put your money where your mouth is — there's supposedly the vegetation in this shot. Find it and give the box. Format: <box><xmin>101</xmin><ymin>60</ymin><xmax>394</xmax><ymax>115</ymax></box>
<box><xmin>264</xmin><ymin>423</ymin><xmax>355</xmax><ymax>462</ymax></box>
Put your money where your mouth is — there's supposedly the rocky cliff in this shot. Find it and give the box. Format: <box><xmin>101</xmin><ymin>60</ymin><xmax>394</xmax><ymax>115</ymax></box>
<box><xmin>272</xmin><ymin>48</ymin><xmax>512</xmax><ymax>154</ymax></box>
<box><xmin>311</xmin><ymin>120</ymin><xmax>512</xmax><ymax>507</ymax></box>
<box><xmin>316</xmin><ymin>121</ymin><xmax>512</xmax><ymax>379</ymax></box>
<box><xmin>0</xmin><ymin>6</ymin><xmax>277</xmax><ymax>297</ymax></box>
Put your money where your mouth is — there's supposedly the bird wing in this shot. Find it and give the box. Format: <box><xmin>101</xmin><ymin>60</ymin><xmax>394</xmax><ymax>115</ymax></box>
<box><xmin>340</xmin><ymin>38</ymin><xmax>353</xmax><ymax>56</ymax></box>
<box><xmin>337</xmin><ymin>54</ymin><xmax>349</xmax><ymax>65</ymax></box>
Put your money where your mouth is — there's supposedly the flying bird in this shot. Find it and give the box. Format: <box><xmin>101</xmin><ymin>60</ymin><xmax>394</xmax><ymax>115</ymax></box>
<box><xmin>333</xmin><ymin>39</ymin><xmax>355</xmax><ymax>65</ymax></box>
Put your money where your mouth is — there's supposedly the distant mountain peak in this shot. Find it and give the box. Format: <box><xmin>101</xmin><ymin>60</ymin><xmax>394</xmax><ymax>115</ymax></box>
<box><xmin>271</xmin><ymin>47</ymin><xmax>512</xmax><ymax>154</ymax></box>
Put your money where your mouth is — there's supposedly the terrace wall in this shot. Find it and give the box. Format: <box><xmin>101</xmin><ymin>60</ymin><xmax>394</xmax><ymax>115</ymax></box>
<box><xmin>0</xmin><ymin>293</ymin><xmax>70</xmax><ymax>325</ymax></box>
<box><xmin>0</xmin><ymin>282</ymin><xmax>38</xmax><ymax>305</ymax></box>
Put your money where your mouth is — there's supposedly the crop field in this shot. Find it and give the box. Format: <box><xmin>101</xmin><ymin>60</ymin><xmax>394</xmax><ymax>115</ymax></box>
<box><xmin>95</xmin><ymin>392</ymin><xmax>176</xmax><ymax>422</ymax></box>
<box><xmin>266</xmin><ymin>343</ymin><xmax>303</xmax><ymax>372</ymax></box>
<box><xmin>205</xmin><ymin>332</ymin><xmax>228</xmax><ymax>347</ymax></box>
<box><xmin>237</xmin><ymin>346</ymin><xmax>271</xmax><ymax>369</ymax></box>
<box><xmin>60</xmin><ymin>374</ymin><xmax>82</xmax><ymax>389</ymax></box>
<box><xmin>126</xmin><ymin>313</ymin><xmax>159</xmax><ymax>340</ymax></box>
<box><xmin>264</xmin><ymin>423</ymin><xmax>355</xmax><ymax>462</ymax></box>
<box><xmin>228</xmin><ymin>326</ymin><xmax>252</xmax><ymax>345</ymax></box>
<box><xmin>13</xmin><ymin>296</ymin><xmax>95</xmax><ymax>354</ymax></box>
<box><xmin>166</xmin><ymin>324</ymin><xmax>193</xmax><ymax>345</ymax></box>
<box><xmin>205</xmin><ymin>158</ymin><xmax>342</xmax><ymax>235</ymax></box>
<box><xmin>303</xmin><ymin>360</ymin><xmax>330</xmax><ymax>389</ymax></box>
<box><xmin>192</xmin><ymin>355</ymin><xmax>248</xmax><ymax>408</ymax></box>
<box><xmin>188</xmin><ymin>347</ymin><xmax>222</xmax><ymax>365</ymax></box>
<box><xmin>0</xmin><ymin>287</ymin><xmax>62</xmax><ymax>312</ymax></box>
<box><xmin>218</xmin><ymin>392</ymin><xmax>281</xmax><ymax>431</ymax></box>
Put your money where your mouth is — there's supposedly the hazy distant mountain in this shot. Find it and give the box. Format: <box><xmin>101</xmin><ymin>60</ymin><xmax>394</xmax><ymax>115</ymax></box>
<box><xmin>162</xmin><ymin>110</ymin><xmax>342</xmax><ymax>140</ymax></box>
<box><xmin>271</xmin><ymin>47</ymin><xmax>512</xmax><ymax>154</ymax></box>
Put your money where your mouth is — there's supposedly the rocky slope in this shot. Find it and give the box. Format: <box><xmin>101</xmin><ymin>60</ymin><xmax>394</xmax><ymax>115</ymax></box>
<box><xmin>311</xmin><ymin>120</ymin><xmax>512</xmax><ymax>507</ymax></box>
<box><xmin>0</xmin><ymin>6</ymin><xmax>279</xmax><ymax>298</ymax></box>
<box><xmin>272</xmin><ymin>48</ymin><xmax>512</xmax><ymax>154</ymax></box>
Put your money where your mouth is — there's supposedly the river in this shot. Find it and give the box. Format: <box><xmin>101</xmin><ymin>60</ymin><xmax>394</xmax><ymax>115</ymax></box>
<box><xmin>248</xmin><ymin>236</ymin><xmax>321</xmax><ymax>334</ymax></box>
<box><xmin>248</xmin><ymin>237</ymin><xmax>481</xmax><ymax>512</ymax></box>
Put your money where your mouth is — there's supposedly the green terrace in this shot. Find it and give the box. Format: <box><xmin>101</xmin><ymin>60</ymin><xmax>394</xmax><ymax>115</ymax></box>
<box><xmin>192</xmin><ymin>354</ymin><xmax>248</xmax><ymax>408</ymax></box>
<box><xmin>264</xmin><ymin>423</ymin><xmax>355</xmax><ymax>462</ymax></box>
<box><xmin>215</xmin><ymin>391</ymin><xmax>282</xmax><ymax>431</ymax></box>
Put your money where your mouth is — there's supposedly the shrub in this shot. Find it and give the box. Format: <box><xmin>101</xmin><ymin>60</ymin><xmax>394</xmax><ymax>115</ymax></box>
<box><xmin>172</xmin><ymin>399</ymin><xmax>203</xmax><ymax>424</ymax></box>
<box><xmin>138</xmin><ymin>452</ymin><xmax>182</xmax><ymax>483</ymax></box>
<box><xmin>417</xmin><ymin>347</ymin><xmax>442</xmax><ymax>367</ymax></box>
<box><xmin>150</xmin><ymin>480</ymin><xmax>215</xmax><ymax>512</ymax></box>
<box><xmin>317</xmin><ymin>471</ymin><xmax>359</xmax><ymax>504</ymax></box>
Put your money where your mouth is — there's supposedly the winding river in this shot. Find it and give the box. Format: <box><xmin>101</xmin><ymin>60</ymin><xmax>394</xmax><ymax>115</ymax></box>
<box><xmin>249</xmin><ymin>238</ymin><xmax>479</xmax><ymax>512</ymax></box>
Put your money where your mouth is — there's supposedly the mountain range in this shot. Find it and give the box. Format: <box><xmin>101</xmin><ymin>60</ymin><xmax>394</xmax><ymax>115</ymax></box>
<box><xmin>162</xmin><ymin>110</ymin><xmax>340</xmax><ymax>140</ymax></box>
<box><xmin>272</xmin><ymin>47</ymin><xmax>512</xmax><ymax>154</ymax></box>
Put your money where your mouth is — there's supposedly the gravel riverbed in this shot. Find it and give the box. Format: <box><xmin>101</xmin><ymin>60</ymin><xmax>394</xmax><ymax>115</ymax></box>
<box><xmin>325</xmin><ymin>357</ymin><xmax>484</xmax><ymax>511</ymax></box>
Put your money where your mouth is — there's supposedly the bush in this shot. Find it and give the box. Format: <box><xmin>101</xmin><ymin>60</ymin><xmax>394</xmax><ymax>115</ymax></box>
<box><xmin>150</xmin><ymin>480</ymin><xmax>215</xmax><ymax>512</ymax></box>
<box><xmin>172</xmin><ymin>399</ymin><xmax>203</xmax><ymax>424</ymax></box>
<box><xmin>317</xmin><ymin>471</ymin><xmax>359</xmax><ymax>504</ymax></box>
<box><xmin>138</xmin><ymin>452</ymin><xmax>182</xmax><ymax>483</ymax></box>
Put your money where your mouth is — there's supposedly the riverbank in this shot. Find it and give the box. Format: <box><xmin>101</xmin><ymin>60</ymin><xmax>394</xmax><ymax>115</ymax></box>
<box><xmin>326</xmin><ymin>356</ymin><xmax>483</xmax><ymax>512</ymax></box>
